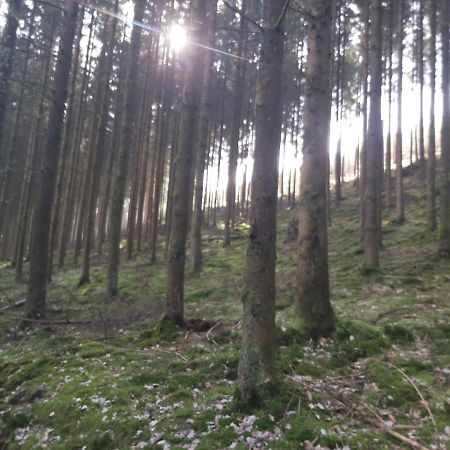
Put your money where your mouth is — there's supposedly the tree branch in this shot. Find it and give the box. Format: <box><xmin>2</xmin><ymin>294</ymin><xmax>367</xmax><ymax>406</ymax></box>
<box><xmin>221</xmin><ymin>0</ymin><xmax>264</xmax><ymax>32</ymax></box>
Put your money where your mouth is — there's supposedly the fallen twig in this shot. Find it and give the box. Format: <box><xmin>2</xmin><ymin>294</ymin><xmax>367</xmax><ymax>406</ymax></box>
<box><xmin>384</xmin><ymin>362</ymin><xmax>438</xmax><ymax>437</ymax></box>
<box><xmin>4</xmin><ymin>315</ymin><xmax>96</xmax><ymax>325</ymax></box>
<box><xmin>0</xmin><ymin>299</ymin><xmax>26</xmax><ymax>313</ymax></box>
<box><xmin>206</xmin><ymin>320</ymin><xmax>222</xmax><ymax>344</ymax></box>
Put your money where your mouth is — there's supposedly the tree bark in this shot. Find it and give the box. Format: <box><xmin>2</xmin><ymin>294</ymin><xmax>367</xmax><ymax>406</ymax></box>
<box><xmin>25</xmin><ymin>0</ymin><xmax>79</xmax><ymax>318</ymax></box>
<box><xmin>363</xmin><ymin>0</ymin><xmax>383</xmax><ymax>270</ymax></box>
<box><xmin>164</xmin><ymin>0</ymin><xmax>207</xmax><ymax>324</ymax></box>
<box><xmin>296</xmin><ymin>0</ymin><xmax>336</xmax><ymax>340</ymax></box>
<box><xmin>191</xmin><ymin>1</ymin><xmax>217</xmax><ymax>274</ymax></box>
<box><xmin>426</xmin><ymin>0</ymin><xmax>437</xmax><ymax>232</ymax></box>
<box><xmin>438</xmin><ymin>0</ymin><xmax>450</xmax><ymax>254</ymax></box>
<box><xmin>107</xmin><ymin>0</ymin><xmax>145</xmax><ymax>296</ymax></box>
<box><xmin>0</xmin><ymin>0</ymin><xmax>21</xmax><ymax>163</ymax></box>
<box><xmin>237</xmin><ymin>0</ymin><xmax>285</xmax><ymax>405</ymax></box>
<box><xmin>395</xmin><ymin>0</ymin><xmax>405</xmax><ymax>224</ymax></box>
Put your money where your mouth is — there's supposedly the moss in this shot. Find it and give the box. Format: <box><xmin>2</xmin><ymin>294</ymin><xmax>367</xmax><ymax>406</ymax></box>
<box><xmin>283</xmin><ymin>410</ymin><xmax>317</xmax><ymax>443</ymax></box>
<box><xmin>196</xmin><ymin>428</ymin><xmax>237</xmax><ymax>449</ymax></box>
<box><xmin>78</xmin><ymin>341</ymin><xmax>108</xmax><ymax>358</ymax></box>
<box><xmin>335</xmin><ymin>320</ymin><xmax>389</xmax><ymax>361</ymax></box>
<box><xmin>185</xmin><ymin>288</ymin><xmax>213</xmax><ymax>302</ymax></box>
<box><xmin>254</xmin><ymin>415</ymin><xmax>275</xmax><ymax>431</ymax></box>
<box><xmin>193</xmin><ymin>410</ymin><xmax>216</xmax><ymax>432</ymax></box>
<box><xmin>366</xmin><ymin>361</ymin><xmax>418</xmax><ymax>406</ymax></box>
<box><xmin>383</xmin><ymin>323</ymin><xmax>415</xmax><ymax>343</ymax></box>
<box><xmin>2</xmin><ymin>411</ymin><xmax>32</xmax><ymax>431</ymax></box>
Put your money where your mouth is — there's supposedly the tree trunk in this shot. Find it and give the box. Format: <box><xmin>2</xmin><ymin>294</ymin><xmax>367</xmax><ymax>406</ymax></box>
<box><xmin>237</xmin><ymin>0</ymin><xmax>285</xmax><ymax>405</ymax></box>
<box><xmin>296</xmin><ymin>0</ymin><xmax>335</xmax><ymax>340</ymax></box>
<box><xmin>395</xmin><ymin>0</ymin><xmax>405</xmax><ymax>224</ymax></box>
<box><xmin>79</xmin><ymin>4</ymin><xmax>118</xmax><ymax>286</ymax></box>
<box><xmin>224</xmin><ymin>6</ymin><xmax>247</xmax><ymax>247</ymax></box>
<box><xmin>164</xmin><ymin>0</ymin><xmax>207</xmax><ymax>325</ymax></box>
<box><xmin>107</xmin><ymin>0</ymin><xmax>145</xmax><ymax>296</ymax></box>
<box><xmin>438</xmin><ymin>0</ymin><xmax>450</xmax><ymax>255</ymax></box>
<box><xmin>0</xmin><ymin>0</ymin><xmax>21</xmax><ymax>162</ymax></box>
<box><xmin>191</xmin><ymin>1</ymin><xmax>217</xmax><ymax>274</ymax></box>
<box><xmin>418</xmin><ymin>0</ymin><xmax>425</xmax><ymax>179</ymax></box>
<box><xmin>363</xmin><ymin>0</ymin><xmax>383</xmax><ymax>270</ymax></box>
<box><xmin>426</xmin><ymin>0</ymin><xmax>437</xmax><ymax>232</ymax></box>
<box><xmin>25</xmin><ymin>0</ymin><xmax>79</xmax><ymax>318</ymax></box>
<box><xmin>385</xmin><ymin>0</ymin><xmax>394</xmax><ymax>209</ymax></box>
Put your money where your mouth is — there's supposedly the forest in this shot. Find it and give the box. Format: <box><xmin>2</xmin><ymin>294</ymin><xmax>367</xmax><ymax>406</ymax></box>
<box><xmin>0</xmin><ymin>0</ymin><xmax>449</xmax><ymax>448</ymax></box>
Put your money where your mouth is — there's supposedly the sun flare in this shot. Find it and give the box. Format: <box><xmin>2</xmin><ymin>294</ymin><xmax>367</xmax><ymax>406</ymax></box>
<box><xmin>168</xmin><ymin>24</ymin><xmax>187</xmax><ymax>51</ymax></box>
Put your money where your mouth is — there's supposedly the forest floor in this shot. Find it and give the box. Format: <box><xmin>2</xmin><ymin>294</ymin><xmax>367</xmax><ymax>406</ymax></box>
<box><xmin>0</xmin><ymin>171</ymin><xmax>449</xmax><ymax>450</ymax></box>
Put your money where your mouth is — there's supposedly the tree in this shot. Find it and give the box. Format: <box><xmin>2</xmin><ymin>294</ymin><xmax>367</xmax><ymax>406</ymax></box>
<box><xmin>0</xmin><ymin>0</ymin><xmax>21</xmax><ymax>157</ymax></box>
<box><xmin>25</xmin><ymin>0</ymin><xmax>79</xmax><ymax>318</ymax></box>
<box><xmin>107</xmin><ymin>0</ymin><xmax>145</xmax><ymax>296</ymax></box>
<box><xmin>395</xmin><ymin>0</ymin><xmax>405</xmax><ymax>224</ymax></box>
<box><xmin>438</xmin><ymin>0</ymin><xmax>450</xmax><ymax>255</ymax></box>
<box><xmin>237</xmin><ymin>0</ymin><xmax>285</xmax><ymax>405</ymax></box>
<box><xmin>164</xmin><ymin>0</ymin><xmax>208</xmax><ymax>325</ymax></box>
<box><xmin>191</xmin><ymin>1</ymin><xmax>217</xmax><ymax>274</ymax></box>
<box><xmin>79</xmin><ymin>2</ymin><xmax>118</xmax><ymax>286</ymax></box>
<box><xmin>296</xmin><ymin>0</ymin><xmax>335</xmax><ymax>340</ymax></box>
<box><xmin>363</xmin><ymin>0</ymin><xmax>383</xmax><ymax>270</ymax></box>
<box><xmin>224</xmin><ymin>3</ymin><xmax>247</xmax><ymax>247</ymax></box>
<box><xmin>426</xmin><ymin>0</ymin><xmax>437</xmax><ymax>232</ymax></box>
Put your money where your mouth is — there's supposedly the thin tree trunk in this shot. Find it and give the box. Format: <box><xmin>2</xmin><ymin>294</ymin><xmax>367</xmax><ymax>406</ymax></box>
<box><xmin>418</xmin><ymin>0</ymin><xmax>425</xmax><ymax>178</ymax></box>
<box><xmin>438</xmin><ymin>0</ymin><xmax>450</xmax><ymax>254</ymax></box>
<box><xmin>107</xmin><ymin>0</ymin><xmax>145</xmax><ymax>296</ymax></box>
<box><xmin>79</xmin><ymin>3</ymin><xmax>118</xmax><ymax>286</ymax></box>
<box><xmin>191</xmin><ymin>1</ymin><xmax>217</xmax><ymax>274</ymax></box>
<box><xmin>426</xmin><ymin>0</ymin><xmax>437</xmax><ymax>232</ymax></box>
<box><xmin>395</xmin><ymin>0</ymin><xmax>405</xmax><ymax>224</ymax></box>
<box><xmin>224</xmin><ymin>7</ymin><xmax>247</xmax><ymax>247</ymax></box>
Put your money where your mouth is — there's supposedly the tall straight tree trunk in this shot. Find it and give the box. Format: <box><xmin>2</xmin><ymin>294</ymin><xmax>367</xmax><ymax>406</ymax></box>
<box><xmin>363</xmin><ymin>0</ymin><xmax>383</xmax><ymax>270</ymax></box>
<box><xmin>426</xmin><ymin>0</ymin><xmax>437</xmax><ymax>232</ymax></box>
<box><xmin>14</xmin><ymin>11</ymin><xmax>57</xmax><ymax>278</ymax></box>
<box><xmin>79</xmin><ymin>5</ymin><xmax>118</xmax><ymax>286</ymax></box>
<box><xmin>296</xmin><ymin>0</ymin><xmax>335</xmax><ymax>340</ymax></box>
<box><xmin>418</xmin><ymin>0</ymin><xmax>425</xmax><ymax>178</ymax></box>
<box><xmin>237</xmin><ymin>0</ymin><xmax>285</xmax><ymax>405</ymax></box>
<box><xmin>224</xmin><ymin>7</ymin><xmax>247</xmax><ymax>247</ymax></box>
<box><xmin>438</xmin><ymin>0</ymin><xmax>450</xmax><ymax>255</ymax></box>
<box><xmin>395</xmin><ymin>0</ymin><xmax>405</xmax><ymax>223</ymax></box>
<box><xmin>385</xmin><ymin>0</ymin><xmax>394</xmax><ymax>208</ymax></box>
<box><xmin>164</xmin><ymin>0</ymin><xmax>207</xmax><ymax>325</ymax></box>
<box><xmin>57</xmin><ymin>13</ymin><xmax>95</xmax><ymax>268</ymax></box>
<box><xmin>359</xmin><ymin>0</ymin><xmax>370</xmax><ymax>233</ymax></box>
<box><xmin>0</xmin><ymin>2</ymin><xmax>37</xmax><ymax>247</ymax></box>
<box><xmin>191</xmin><ymin>1</ymin><xmax>217</xmax><ymax>274</ymax></box>
<box><xmin>0</xmin><ymin>0</ymin><xmax>21</xmax><ymax>161</ymax></box>
<box><xmin>97</xmin><ymin>40</ymin><xmax>129</xmax><ymax>256</ymax></box>
<box><xmin>47</xmin><ymin>12</ymin><xmax>84</xmax><ymax>280</ymax></box>
<box><xmin>25</xmin><ymin>0</ymin><xmax>79</xmax><ymax>318</ymax></box>
<box><xmin>107</xmin><ymin>0</ymin><xmax>145</xmax><ymax>296</ymax></box>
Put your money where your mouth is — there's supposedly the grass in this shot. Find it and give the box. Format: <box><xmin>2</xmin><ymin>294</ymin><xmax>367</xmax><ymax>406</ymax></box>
<box><xmin>0</xmin><ymin>172</ymin><xmax>449</xmax><ymax>448</ymax></box>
